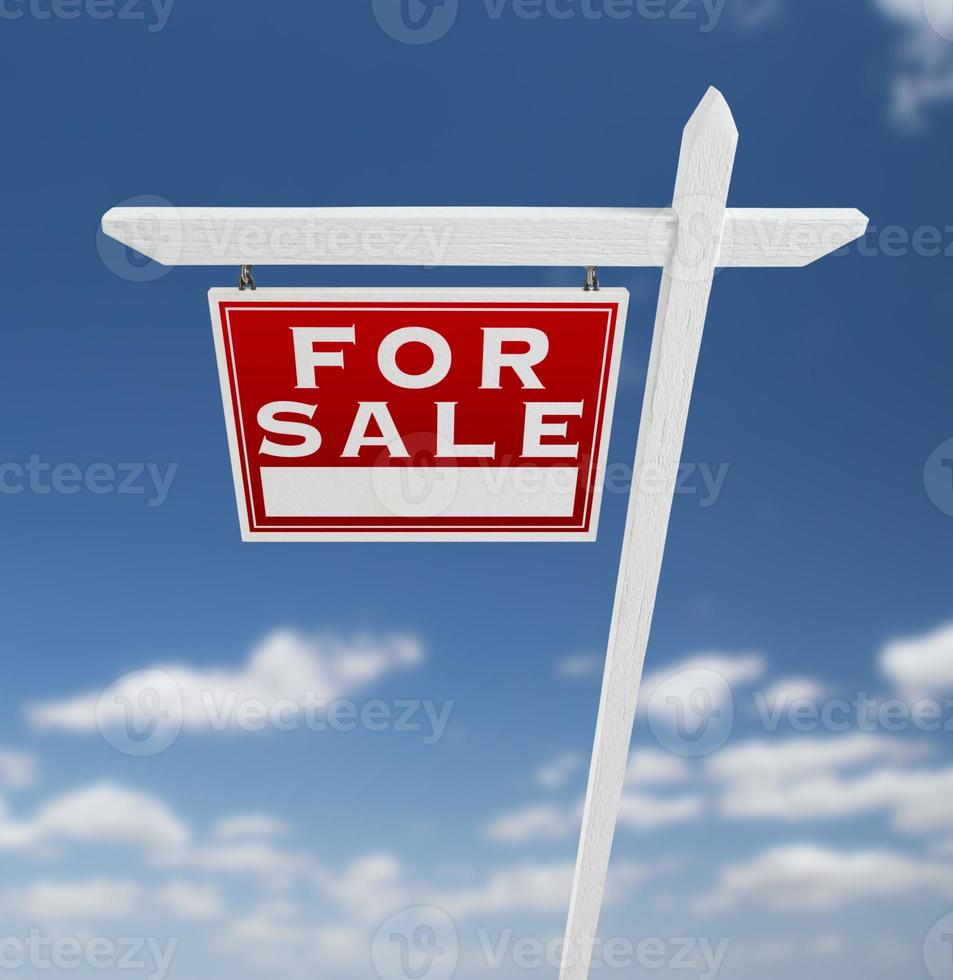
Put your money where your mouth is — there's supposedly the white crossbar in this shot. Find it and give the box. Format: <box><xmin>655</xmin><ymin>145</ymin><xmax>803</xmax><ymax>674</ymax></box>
<box><xmin>101</xmin><ymin>205</ymin><xmax>866</xmax><ymax>269</ymax></box>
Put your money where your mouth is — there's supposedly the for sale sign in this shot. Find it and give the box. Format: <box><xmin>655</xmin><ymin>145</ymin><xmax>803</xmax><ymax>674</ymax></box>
<box><xmin>209</xmin><ymin>288</ymin><xmax>628</xmax><ymax>541</ymax></box>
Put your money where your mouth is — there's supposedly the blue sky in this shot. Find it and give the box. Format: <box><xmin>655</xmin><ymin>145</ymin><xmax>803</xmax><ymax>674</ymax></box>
<box><xmin>1</xmin><ymin>1</ymin><xmax>953</xmax><ymax>978</ymax></box>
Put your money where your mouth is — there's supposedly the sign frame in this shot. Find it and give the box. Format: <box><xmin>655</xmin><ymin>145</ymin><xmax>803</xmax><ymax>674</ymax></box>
<box><xmin>208</xmin><ymin>286</ymin><xmax>629</xmax><ymax>543</ymax></box>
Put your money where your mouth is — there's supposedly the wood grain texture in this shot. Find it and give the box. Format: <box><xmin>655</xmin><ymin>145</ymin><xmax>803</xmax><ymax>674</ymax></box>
<box><xmin>101</xmin><ymin>205</ymin><xmax>866</xmax><ymax>268</ymax></box>
<box><xmin>558</xmin><ymin>87</ymin><xmax>739</xmax><ymax>980</ymax></box>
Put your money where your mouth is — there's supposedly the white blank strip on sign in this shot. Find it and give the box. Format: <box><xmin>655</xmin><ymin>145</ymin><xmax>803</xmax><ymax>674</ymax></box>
<box><xmin>261</xmin><ymin>467</ymin><xmax>580</xmax><ymax>519</ymax></box>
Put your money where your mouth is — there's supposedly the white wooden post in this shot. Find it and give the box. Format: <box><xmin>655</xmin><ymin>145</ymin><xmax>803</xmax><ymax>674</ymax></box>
<box><xmin>559</xmin><ymin>87</ymin><xmax>737</xmax><ymax>980</ymax></box>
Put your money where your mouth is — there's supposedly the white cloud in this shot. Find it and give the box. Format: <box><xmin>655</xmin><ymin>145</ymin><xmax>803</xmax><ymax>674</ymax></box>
<box><xmin>439</xmin><ymin>860</ymin><xmax>648</xmax><ymax>918</ymax></box>
<box><xmin>26</xmin><ymin>629</ymin><xmax>424</xmax><ymax>735</ymax></box>
<box><xmin>756</xmin><ymin>677</ymin><xmax>827</xmax><ymax>711</ymax></box>
<box><xmin>726</xmin><ymin>765</ymin><xmax>952</xmax><ymax>829</ymax></box>
<box><xmin>315</xmin><ymin>926</ymin><xmax>367</xmax><ymax>964</ymax></box>
<box><xmin>616</xmin><ymin>792</ymin><xmax>704</xmax><ymax>830</ymax></box>
<box><xmin>638</xmin><ymin>652</ymin><xmax>764</xmax><ymax>754</ymax></box>
<box><xmin>719</xmin><ymin>764</ymin><xmax>953</xmax><ymax>833</ymax></box>
<box><xmin>441</xmin><ymin>862</ymin><xmax>578</xmax><ymax>916</ymax></box>
<box><xmin>0</xmin><ymin>780</ymin><xmax>320</xmax><ymax>898</ymax></box>
<box><xmin>313</xmin><ymin>854</ymin><xmax>650</xmax><ymax>929</ymax></box>
<box><xmin>536</xmin><ymin>753</ymin><xmax>584</xmax><ymax>789</ymax></box>
<box><xmin>706</xmin><ymin>732</ymin><xmax>924</xmax><ymax>785</ymax></box>
<box><xmin>320</xmin><ymin>853</ymin><xmax>409</xmax><ymax>923</ymax></box>
<box><xmin>484</xmin><ymin>803</ymin><xmax>581</xmax><ymax>843</ymax></box>
<box><xmin>15</xmin><ymin>879</ymin><xmax>142</xmax><ymax>921</ymax></box>
<box><xmin>748</xmin><ymin>940</ymin><xmax>795</xmax><ymax>961</ymax></box>
<box><xmin>0</xmin><ymin>751</ymin><xmax>38</xmax><ymax>790</ymax></box>
<box><xmin>155</xmin><ymin>881</ymin><xmax>225</xmax><ymax>920</ymax></box>
<box><xmin>0</xmin><ymin>782</ymin><xmax>190</xmax><ymax>857</ymax></box>
<box><xmin>225</xmin><ymin>900</ymin><xmax>307</xmax><ymax>946</ymax></box>
<box><xmin>213</xmin><ymin>814</ymin><xmax>290</xmax><ymax>839</ymax></box>
<box><xmin>192</xmin><ymin>842</ymin><xmax>313</xmax><ymax>886</ymax></box>
<box><xmin>871</xmin><ymin>0</ymin><xmax>953</xmax><ymax>127</ymax></box>
<box><xmin>555</xmin><ymin>654</ymin><xmax>603</xmax><ymax>679</ymax></box>
<box><xmin>189</xmin><ymin>852</ymin><xmax>657</xmax><ymax>970</ymax></box>
<box><xmin>808</xmin><ymin>934</ymin><xmax>847</xmax><ymax>957</ymax></box>
<box><xmin>219</xmin><ymin>894</ymin><xmax>365</xmax><ymax>966</ymax></box>
<box><xmin>485</xmin><ymin>786</ymin><xmax>701</xmax><ymax>843</ymax></box>
<box><xmin>697</xmin><ymin>843</ymin><xmax>953</xmax><ymax>912</ymax></box>
<box><xmin>625</xmin><ymin>749</ymin><xmax>691</xmax><ymax>786</ymax></box>
<box><xmin>219</xmin><ymin>900</ymin><xmax>367</xmax><ymax>968</ymax></box>
<box><xmin>706</xmin><ymin>734</ymin><xmax>953</xmax><ymax>834</ymax></box>
<box><xmin>877</xmin><ymin>0</ymin><xmax>932</xmax><ymax>21</ymax></box>
<box><xmin>733</xmin><ymin>0</ymin><xmax>953</xmax><ymax>128</ymax></box>
<box><xmin>880</xmin><ymin>621</ymin><xmax>953</xmax><ymax>697</ymax></box>
<box><xmin>494</xmin><ymin>748</ymin><xmax>695</xmax><ymax>844</ymax></box>
<box><xmin>739</xmin><ymin>935</ymin><xmax>847</xmax><ymax>962</ymax></box>
<box><xmin>639</xmin><ymin>652</ymin><xmax>766</xmax><ymax>711</ymax></box>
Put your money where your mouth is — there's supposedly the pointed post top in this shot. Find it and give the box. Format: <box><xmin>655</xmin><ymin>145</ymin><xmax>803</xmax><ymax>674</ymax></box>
<box><xmin>682</xmin><ymin>86</ymin><xmax>738</xmax><ymax>146</ymax></box>
<box><xmin>672</xmin><ymin>86</ymin><xmax>739</xmax><ymax>206</ymax></box>
<box><xmin>668</xmin><ymin>86</ymin><xmax>739</xmax><ymax>275</ymax></box>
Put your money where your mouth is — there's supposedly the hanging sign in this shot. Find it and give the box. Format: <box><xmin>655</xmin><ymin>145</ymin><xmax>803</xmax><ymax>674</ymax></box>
<box><xmin>209</xmin><ymin>288</ymin><xmax>628</xmax><ymax>541</ymax></box>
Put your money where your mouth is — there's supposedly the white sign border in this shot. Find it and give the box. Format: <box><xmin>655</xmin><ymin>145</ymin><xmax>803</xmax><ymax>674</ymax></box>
<box><xmin>208</xmin><ymin>287</ymin><xmax>629</xmax><ymax>543</ymax></box>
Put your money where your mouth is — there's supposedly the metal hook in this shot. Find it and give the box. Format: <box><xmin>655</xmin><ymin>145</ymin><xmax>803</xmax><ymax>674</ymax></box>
<box><xmin>583</xmin><ymin>266</ymin><xmax>600</xmax><ymax>292</ymax></box>
<box><xmin>238</xmin><ymin>265</ymin><xmax>257</xmax><ymax>291</ymax></box>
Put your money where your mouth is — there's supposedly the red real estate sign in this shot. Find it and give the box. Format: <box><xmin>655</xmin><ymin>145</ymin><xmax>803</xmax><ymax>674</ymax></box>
<box><xmin>209</xmin><ymin>289</ymin><xmax>628</xmax><ymax>541</ymax></box>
